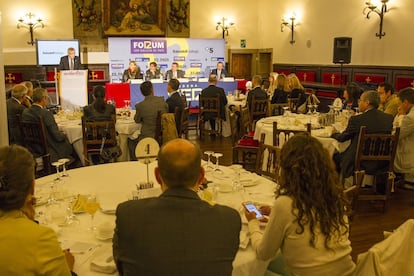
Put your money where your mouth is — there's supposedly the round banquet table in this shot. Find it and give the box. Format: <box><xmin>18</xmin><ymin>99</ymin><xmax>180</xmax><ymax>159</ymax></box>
<box><xmin>253</xmin><ymin>114</ymin><xmax>350</xmax><ymax>156</ymax></box>
<box><xmin>55</xmin><ymin>110</ymin><xmax>141</xmax><ymax>163</ymax></box>
<box><xmin>34</xmin><ymin>161</ymin><xmax>277</xmax><ymax>276</ymax></box>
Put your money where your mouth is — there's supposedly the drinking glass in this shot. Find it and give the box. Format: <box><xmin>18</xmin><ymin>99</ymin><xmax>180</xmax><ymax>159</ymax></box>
<box><xmin>282</xmin><ymin>106</ymin><xmax>290</xmax><ymax>117</ymax></box>
<box><xmin>52</xmin><ymin>161</ymin><xmax>63</xmax><ymax>181</ymax></box>
<box><xmin>313</xmin><ymin>104</ymin><xmax>318</xmax><ymax>114</ymax></box>
<box><xmin>204</xmin><ymin>151</ymin><xmax>215</xmax><ymax>171</ymax></box>
<box><xmin>84</xmin><ymin>195</ymin><xmax>100</xmax><ymax>231</ymax></box>
<box><xmin>58</xmin><ymin>158</ymin><xmax>70</xmax><ymax>177</ymax></box>
<box><xmin>231</xmin><ymin>164</ymin><xmax>243</xmax><ymax>192</ymax></box>
<box><xmin>213</xmin><ymin>152</ymin><xmax>223</xmax><ymax>173</ymax></box>
<box><xmin>65</xmin><ymin>194</ymin><xmax>79</xmax><ymax>225</ymax></box>
<box><xmin>307</xmin><ymin>104</ymin><xmax>313</xmax><ymax>115</ymax></box>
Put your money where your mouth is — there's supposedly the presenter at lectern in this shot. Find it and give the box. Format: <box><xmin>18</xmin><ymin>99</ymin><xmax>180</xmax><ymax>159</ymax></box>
<box><xmin>58</xmin><ymin>47</ymin><xmax>82</xmax><ymax>70</ymax></box>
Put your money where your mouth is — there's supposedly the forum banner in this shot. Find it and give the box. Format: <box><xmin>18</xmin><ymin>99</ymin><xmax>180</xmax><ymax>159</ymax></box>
<box><xmin>108</xmin><ymin>37</ymin><xmax>225</xmax><ymax>82</ymax></box>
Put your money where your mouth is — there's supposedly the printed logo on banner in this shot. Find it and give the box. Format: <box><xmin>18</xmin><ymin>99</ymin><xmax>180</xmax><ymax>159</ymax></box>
<box><xmin>131</xmin><ymin>39</ymin><xmax>167</xmax><ymax>54</ymax></box>
<box><xmin>190</xmin><ymin>63</ymin><xmax>202</xmax><ymax>68</ymax></box>
<box><xmin>174</xmin><ymin>56</ymin><xmax>186</xmax><ymax>61</ymax></box>
<box><xmin>211</xmin><ymin>57</ymin><xmax>225</xmax><ymax>62</ymax></box>
<box><xmin>205</xmin><ymin>47</ymin><xmax>214</xmax><ymax>53</ymax></box>
<box><xmin>111</xmin><ymin>64</ymin><xmax>124</xmax><ymax>69</ymax></box>
<box><xmin>136</xmin><ymin>57</ymin><xmax>150</xmax><ymax>62</ymax></box>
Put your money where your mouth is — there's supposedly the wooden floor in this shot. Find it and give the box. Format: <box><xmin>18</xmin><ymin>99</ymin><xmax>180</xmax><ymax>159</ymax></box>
<box><xmin>189</xmin><ymin>130</ymin><xmax>414</xmax><ymax>262</ymax></box>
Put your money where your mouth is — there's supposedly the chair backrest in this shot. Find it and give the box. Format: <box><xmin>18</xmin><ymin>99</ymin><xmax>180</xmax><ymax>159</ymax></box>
<box><xmin>180</xmin><ymin>93</ymin><xmax>188</xmax><ymax>108</ymax></box>
<box><xmin>273</xmin><ymin>121</ymin><xmax>312</xmax><ymax>147</ymax></box>
<box><xmin>250</xmin><ymin>97</ymin><xmax>268</xmax><ymax>130</ymax></box>
<box><xmin>343</xmin><ymin>170</ymin><xmax>364</xmax><ymax>222</ymax></box>
<box><xmin>239</xmin><ymin>105</ymin><xmax>252</xmax><ymax>134</ymax></box>
<box><xmin>354</xmin><ymin>126</ymin><xmax>400</xmax><ymax>173</ymax></box>
<box><xmin>176</xmin><ymin>106</ymin><xmax>189</xmax><ymax>138</ymax></box>
<box><xmin>288</xmin><ymin>97</ymin><xmax>300</xmax><ymax>113</ymax></box>
<box><xmin>161</xmin><ymin>112</ymin><xmax>178</xmax><ymax>143</ymax></box>
<box><xmin>255</xmin><ymin>133</ymin><xmax>280</xmax><ymax>183</ymax></box>
<box><xmin>81</xmin><ymin>116</ymin><xmax>117</xmax><ymax>164</ymax></box>
<box><xmin>267</xmin><ymin>102</ymin><xmax>288</xmax><ymax>117</ymax></box>
<box><xmin>19</xmin><ymin>118</ymin><xmax>51</xmax><ymax>176</ymax></box>
<box><xmin>154</xmin><ymin>111</ymin><xmax>163</xmax><ymax>145</ymax></box>
<box><xmin>199</xmin><ymin>95</ymin><xmax>221</xmax><ymax>119</ymax></box>
<box><xmin>229</xmin><ymin>111</ymin><xmax>239</xmax><ymax>144</ymax></box>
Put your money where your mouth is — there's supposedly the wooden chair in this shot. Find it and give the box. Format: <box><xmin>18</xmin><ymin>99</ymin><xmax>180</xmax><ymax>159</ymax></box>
<box><xmin>273</xmin><ymin>121</ymin><xmax>312</xmax><ymax>147</ymax></box>
<box><xmin>176</xmin><ymin>106</ymin><xmax>189</xmax><ymax>138</ymax></box>
<box><xmin>187</xmin><ymin>101</ymin><xmax>199</xmax><ymax>133</ymax></box>
<box><xmin>81</xmin><ymin>116</ymin><xmax>117</xmax><ymax>166</ymax></box>
<box><xmin>255</xmin><ymin>133</ymin><xmax>281</xmax><ymax>183</ymax></box>
<box><xmin>19</xmin><ymin>119</ymin><xmax>52</xmax><ymax>177</ymax></box>
<box><xmin>343</xmin><ymin>170</ymin><xmax>365</xmax><ymax>223</ymax></box>
<box><xmin>198</xmin><ymin>95</ymin><xmax>222</xmax><ymax>138</ymax></box>
<box><xmin>180</xmin><ymin>93</ymin><xmax>188</xmax><ymax>108</ymax></box>
<box><xmin>161</xmin><ymin>112</ymin><xmax>178</xmax><ymax>144</ymax></box>
<box><xmin>267</xmin><ymin>102</ymin><xmax>288</xmax><ymax>117</ymax></box>
<box><xmin>249</xmin><ymin>97</ymin><xmax>268</xmax><ymax>131</ymax></box>
<box><xmin>354</xmin><ymin>126</ymin><xmax>400</xmax><ymax>212</ymax></box>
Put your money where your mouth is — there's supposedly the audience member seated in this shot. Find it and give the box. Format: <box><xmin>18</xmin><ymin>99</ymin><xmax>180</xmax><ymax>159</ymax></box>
<box><xmin>122</xmin><ymin>60</ymin><xmax>142</xmax><ymax>82</ymax></box>
<box><xmin>199</xmin><ymin>74</ymin><xmax>228</xmax><ymax>132</ymax></box>
<box><xmin>247</xmin><ymin>75</ymin><xmax>268</xmax><ymax>110</ymax></box>
<box><xmin>22</xmin><ymin>81</ymin><xmax>34</xmax><ymax>108</ymax></box>
<box><xmin>211</xmin><ymin>61</ymin><xmax>227</xmax><ymax>80</ymax></box>
<box><xmin>378</xmin><ymin>82</ymin><xmax>399</xmax><ymax>117</ymax></box>
<box><xmin>244</xmin><ymin>81</ymin><xmax>253</xmax><ymax>95</ymax></box>
<box><xmin>166</xmin><ymin>79</ymin><xmax>184</xmax><ymax>132</ymax></box>
<box><xmin>342</xmin><ymin>82</ymin><xmax>362</xmax><ymax>112</ymax></box>
<box><xmin>114</xmin><ymin>139</ymin><xmax>241</xmax><ymax>275</ymax></box>
<box><xmin>22</xmin><ymin>88</ymin><xmax>73</xmax><ymax>163</ymax></box>
<box><xmin>245</xmin><ymin>133</ymin><xmax>355</xmax><ymax>275</ymax></box>
<box><xmin>332</xmin><ymin>91</ymin><xmax>393</xmax><ymax>179</ymax></box>
<box><xmin>165</xmin><ymin>62</ymin><xmax>185</xmax><ymax>80</ymax></box>
<box><xmin>0</xmin><ymin>145</ymin><xmax>75</xmax><ymax>275</ymax></box>
<box><xmin>288</xmin><ymin>74</ymin><xmax>307</xmax><ymax>106</ymax></box>
<box><xmin>271</xmin><ymin>74</ymin><xmax>289</xmax><ymax>104</ymax></box>
<box><xmin>267</xmin><ymin>72</ymin><xmax>279</xmax><ymax>97</ymax></box>
<box><xmin>145</xmin><ymin>61</ymin><xmax>162</xmax><ymax>80</ymax></box>
<box><xmin>84</xmin><ymin>86</ymin><xmax>116</xmax><ymax>122</ymax></box>
<box><xmin>7</xmin><ymin>84</ymin><xmax>28</xmax><ymax>145</ymax></box>
<box><xmin>393</xmin><ymin>88</ymin><xmax>414</xmax><ymax>187</ymax></box>
<box><xmin>128</xmin><ymin>81</ymin><xmax>168</xmax><ymax>159</ymax></box>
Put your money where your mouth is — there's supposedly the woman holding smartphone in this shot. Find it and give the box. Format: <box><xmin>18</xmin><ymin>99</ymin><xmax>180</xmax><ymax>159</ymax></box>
<box><xmin>244</xmin><ymin>133</ymin><xmax>355</xmax><ymax>275</ymax></box>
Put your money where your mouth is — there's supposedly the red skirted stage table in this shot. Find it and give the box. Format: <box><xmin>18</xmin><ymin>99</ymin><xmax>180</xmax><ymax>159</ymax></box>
<box><xmin>105</xmin><ymin>83</ymin><xmax>131</xmax><ymax>108</ymax></box>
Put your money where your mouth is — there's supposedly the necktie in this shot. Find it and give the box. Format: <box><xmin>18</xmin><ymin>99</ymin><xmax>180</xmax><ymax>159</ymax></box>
<box><xmin>70</xmin><ymin>58</ymin><xmax>74</xmax><ymax>70</ymax></box>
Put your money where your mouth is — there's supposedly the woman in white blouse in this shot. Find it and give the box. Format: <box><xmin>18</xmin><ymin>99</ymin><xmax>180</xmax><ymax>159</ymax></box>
<box><xmin>245</xmin><ymin>133</ymin><xmax>355</xmax><ymax>276</ymax></box>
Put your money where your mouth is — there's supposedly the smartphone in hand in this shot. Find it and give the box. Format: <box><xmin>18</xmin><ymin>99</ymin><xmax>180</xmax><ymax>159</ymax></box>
<box><xmin>243</xmin><ymin>202</ymin><xmax>263</xmax><ymax>219</ymax></box>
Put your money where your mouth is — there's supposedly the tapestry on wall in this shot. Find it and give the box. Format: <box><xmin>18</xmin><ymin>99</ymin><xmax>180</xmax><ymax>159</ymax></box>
<box><xmin>102</xmin><ymin>0</ymin><xmax>167</xmax><ymax>36</ymax></box>
<box><xmin>166</xmin><ymin>0</ymin><xmax>190</xmax><ymax>37</ymax></box>
<box><xmin>72</xmin><ymin>0</ymin><xmax>102</xmax><ymax>38</ymax></box>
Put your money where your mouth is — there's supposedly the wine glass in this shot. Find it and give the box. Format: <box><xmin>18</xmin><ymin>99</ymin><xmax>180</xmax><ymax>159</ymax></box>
<box><xmin>231</xmin><ymin>164</ymin><xmax>243</xmax><ymax>192</ymax></box>
<box><xmin>204</xmin><ymin>151</ymin><xmax>215</xmax><ymax>171</ymax></box>
<box><xmin>52</xmin><ymin>161</ymin><xmax>63</xmax><ymax>181</ymax></box>
<box><xmin>58</xmin><ymin>158</ymin><xmax>70</xmax><ymax>177</ymax></box>
<box><xmin>65</xmin><ymin>193</ymin><xmax>79</xmax><ymax>226</ymax></box>
<box><xmin>307</xmin><ymin>104</ymin><xmax>313</xmax><ymax>115</ymax></box>
<box><xmin>213</xmin><ymin>152</ymin><xmax>223</xmax><ymax>174</ymax></box>
<box><xmin>282</xmin><ymin>106</ymin><xmax>290</xmax><ymax>117</ymax></box>
<box><xmin>84</xmin><ymin>194</ymin><xmax>100</xmax><ymax>231</ymax></box>
<box><xmin>313</xmin><ymin>104</ymin><xmax>318</xmax><ymax>114</ymax></box>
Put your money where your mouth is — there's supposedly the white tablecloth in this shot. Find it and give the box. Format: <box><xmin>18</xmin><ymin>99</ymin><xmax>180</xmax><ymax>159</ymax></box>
<box><xmin>253</xmin><ymin>114</ymin><xmax>350</xmax><ymax>156</ymax></box>
<box><xmin>56</xmin><ymin>111</ymin><xmax>141</xmax><ymax>163</ymax></box>
<box><xmin>34</xmin><ymin>162</ymin><xmax>276</xmax><ymax>276</ymax></box>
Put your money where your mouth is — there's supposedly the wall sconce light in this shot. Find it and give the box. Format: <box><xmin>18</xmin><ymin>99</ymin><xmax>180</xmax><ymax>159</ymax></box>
<box><xmin>17</xmin><ymin>12</ymin><xmax>44</xmax><ymax>45</ymax></box>
<box><xmin>363</xmin><ymin>0</ymin><xmax>389</xmax><ymax>39</ymax></box>
<box><xmin>216</xmin><ymin>17</ymin><xmax>234</xmax><ymax>39</ymax></box>
<box><xmin>281</xmin><ymin>14</ymin><xmax>297</xmax><ymax>45</ymax></box>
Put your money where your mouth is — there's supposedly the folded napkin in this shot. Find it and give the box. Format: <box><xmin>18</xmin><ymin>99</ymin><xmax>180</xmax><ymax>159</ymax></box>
<box><xmin>90</xmin><ymin>244</ymin><xmax>117</xmax><ymax>274</ymax></box>
<box><xmin>71</xmin><ymin>194</ymin><xmax>87</xmax><ymax>213</ymax></box>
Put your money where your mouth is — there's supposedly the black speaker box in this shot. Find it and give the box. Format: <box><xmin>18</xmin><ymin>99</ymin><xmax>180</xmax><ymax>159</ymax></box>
<box><xmin>333</xmin><ymin>37</ymin><xmax>352</xmax><ymax>64</ymax></box>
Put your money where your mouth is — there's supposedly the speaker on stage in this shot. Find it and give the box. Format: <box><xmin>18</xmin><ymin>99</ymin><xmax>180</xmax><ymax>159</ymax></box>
<box><xmin>333</xmin><ymin>37</ymin><xmax>352</xmax><ymax>64</ymax></box>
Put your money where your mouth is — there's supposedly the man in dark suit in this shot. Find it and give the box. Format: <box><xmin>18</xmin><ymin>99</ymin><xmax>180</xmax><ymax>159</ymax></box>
<box><xmin>21</xmin><ymin>88</ymin><xmax>73</xmax><ymax>163</ymax></box>
<box><xmin>58</xmin><ymin>47</ymin><xmax>82</xmax><ymax>70</ymax></box>
<box><xmin>199</xmin><ymin>74</ymin><xmax>228</xmax><ymax>131</ymax></box>
<box><xmin>332</xmin><ymin>90</ymin><xmax>393</xmax><ymax>179</ymax></box>
<box><xmin>211</xmin><ymin>61</ymin><xmax>227</xmax><ymax>80</ymax></box>
<box><xmin>246</xmin><ymin>75</ymin><xmax>268</xmax><ymax>120</ymax></box>
<box><xmin>128</xmin><ymin>81</ymin><xmax>168</xmax><ymax>160</ymax></box>
<box><xmin>6</xmin><ymin>84</ymin><xmax>28</xmax><ymax>145</ymax></box>
<box><xmin>113</xmin><ymin>139</ymin><xmax>241</xmax><ymax>276</ymax></box>
<box><xmin>165</xmin><ymin>62</ymin><xmax>185</xmax><ymax>80</ymax></box>
<box><xmin>166</xmin><ymin>79</ymin><xmax>184</xmax><ymax>132</ymax></box>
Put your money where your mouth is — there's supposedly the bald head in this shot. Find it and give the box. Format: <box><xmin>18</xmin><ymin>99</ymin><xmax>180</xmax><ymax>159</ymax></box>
<box><xmin>156</xmin><ymin>139</ymin><xmax>202</xmax><ymax>188</ymax></box>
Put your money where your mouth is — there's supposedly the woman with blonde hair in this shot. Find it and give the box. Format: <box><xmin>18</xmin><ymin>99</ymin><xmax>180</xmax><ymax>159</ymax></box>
<box><xmin>271</xmin><ymin>74</ymin><xmax>289</xmax><ymax>104</ymax></box>
<box><xmin>245</xmin><ymin>133</ymin><xmax>355</xmax><ymax>275</ymax></box>
<box><xmin>288</xmin><ymin>74</ymin><xmax>307</xmax><ymax>106</ymax></box>
<box><xmin>267</xmin><ymin>72</ymin><xmax>279</xmax><ymax>97</ymax></box>
<box><xmin>0</xmin><ymin>145</ymin><xmax>75</xmax><ymax>275</ymax></box>
<box><xmin>122</xmin><ymin>60</ymin><xmax>142</xmax><ymax>82</ymax></box>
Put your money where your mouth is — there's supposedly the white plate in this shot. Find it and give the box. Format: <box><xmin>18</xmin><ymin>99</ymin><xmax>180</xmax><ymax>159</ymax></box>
<box><xmin>241</xmin><ymin>179</ymin><xmax>260</xmax><ymax>187</ymax></box>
